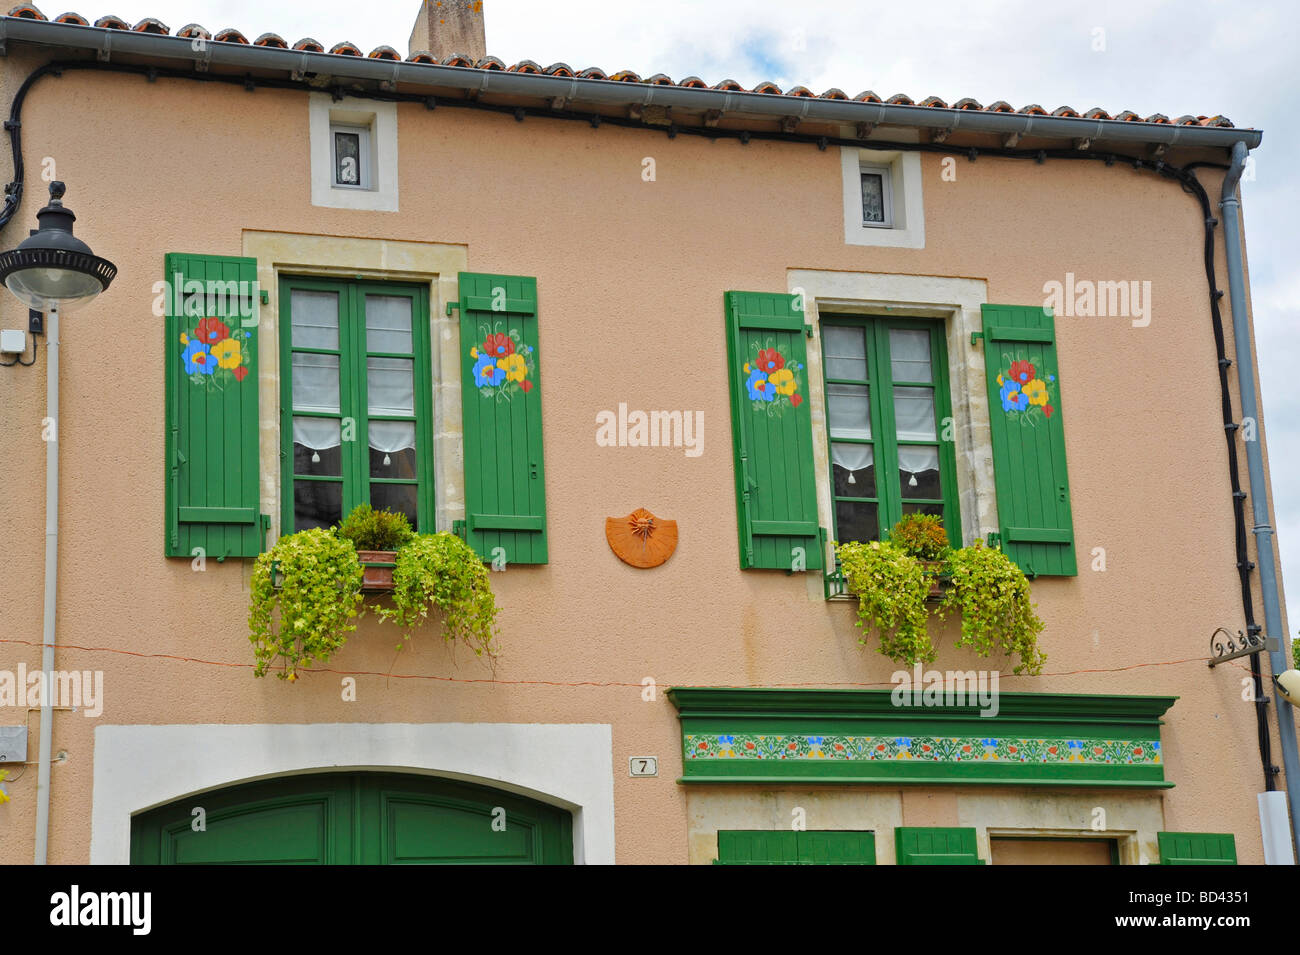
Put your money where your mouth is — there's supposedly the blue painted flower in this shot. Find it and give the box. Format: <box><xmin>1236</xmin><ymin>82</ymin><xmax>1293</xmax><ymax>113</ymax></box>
<box><xmin>473</xmin><ymin>352</ymin><xmax>505</xmax><ymax>388</ymax></box>
<box><xmin>808</xmin><ymin>736</ymin><xmax>824</xmax><ymax>745</ymax></box>
<box><xmin>718</xmin><ymin>735</ymin><xmax>735</xmax><ymax>745</ymax></box>
<box><xmin>746</xmin><ymin>367</ymin><xmax>773</xmax><ymax>401</ymax></box>
<box><xmin>1048</xmin><ymin>374</ymin><xmax>1056</xmax><ymax>382</ymax></box>
<box><xmin>182</xmin><ymin>339</ymin><xmax>215</xmax><ymax>375</ymax></box>
<box><xmin>1000</xmin><ymin>378</ymin><xmax>1028</xmax><ymax>412</ymax></box>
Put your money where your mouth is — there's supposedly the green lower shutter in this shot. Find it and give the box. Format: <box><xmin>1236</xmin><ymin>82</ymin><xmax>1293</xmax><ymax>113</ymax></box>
<box><xmin>725</xmin><ymin>291</ymin><xmax>823</xmax><ymax>570</ymax></box>
<box><xmin>981</xmin><ymin>304</ymin><xmax>1077</xmax><ymax>576</ymax></box>
<box><xmin>164</xmin><ymin>253</ymin><xmax>265</xmax><ymax>560</ymax></box>
<box><xmin>716</xmin><ymin>830</ymin><xmax>874</xmax><ymax>864</ymax></box>
<box><xmin>895</xmin><ymin>827</ymin><xmax>984</xmax><ymax>865</ymax></box>
<box><xmin>458</xmin><ymin>272</ymin><xmax>547</xmax><ymax>564</ymax></box>
<box><xmin>1157</xmin><ymin>832</ymin><xmax>1237</xmax><ymax>865</ymax></box>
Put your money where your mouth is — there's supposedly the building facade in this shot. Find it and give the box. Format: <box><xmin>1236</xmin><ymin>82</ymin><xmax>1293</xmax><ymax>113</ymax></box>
<box><xmin>0</xmin><ymin>2</ymin><xmax>1287</xmax><ymax>865</ymax></box>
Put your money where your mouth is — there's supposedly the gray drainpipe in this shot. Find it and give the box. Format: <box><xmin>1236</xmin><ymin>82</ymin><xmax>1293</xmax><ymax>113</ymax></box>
<box><xmin>33</xmin><ymin>303</ymin><xmax>57</xmax><ymax>865</ymax></box>
<box><xmin>1221</xmin><ymin>140</ymin><xmax>1300</xmax><ymax>855</ymax></box>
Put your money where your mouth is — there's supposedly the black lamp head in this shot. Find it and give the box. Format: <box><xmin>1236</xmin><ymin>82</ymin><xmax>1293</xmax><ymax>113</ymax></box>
<box><xmin>0</xmin><ymin>180</ymin><xmax>117</xmax><ymax>311</ymax></box>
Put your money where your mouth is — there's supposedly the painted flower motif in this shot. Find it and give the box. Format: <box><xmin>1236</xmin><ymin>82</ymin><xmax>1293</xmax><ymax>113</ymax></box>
<box><xmin>520</xmin><ymin>379</ymin><xmax>533</xmax><ymax>393</ymax></box>
<box><xmin>233</xmin><ymin>366</ymin><xmax>248</xmax><ymax>382</ymax></box>
<box><xmin>212</xmin><ymin>338</ymin><xmax>242</xmax><ymax>370</ymax></box>
<box><xmin>182</xmin><ymin>340</ymin><xmax>215</xmax><ymax>375</ymax></box>
<box><xmin>1022</xmin><ymin>378</ymin><xmax>1049</xmax><ymax>406</ymax></box>
<box><xmin>756</xmin><ymin>348</ymin><xmax>784</xmax><ymax>375</ymax></box>
<box><xmin>999</xmin><ymin>379</ymin><xmax>1028</xmax><ymax>412</ymax></box>
<box><xmin>769</xmin><ymin>367</ymin><xmax>796</xmax><ymax>396</ymax></box>
<box><xmin>790</xmin><ymin>393</ymin><xmax>803</xmax><ymax>407</ymax></box>
<box><xmin>746</xmin><ymin>368</ymin><xmax>772</xmax><ymax>401</ymax></box>
<box><xmin>1008</xmin><ymin>359</ymin><xmax>1036</xmax><ymax>385</ymax></box>
<box><xmin>193</xmin><ymin>317</ymin><xmax>231</xmax><ymax>347</ymax></box>
<box><xmin>1044</xmin><ymin>404</ymin><xmax>1054</xmax><ymax>418</ymax></box>
<box><xmin>474</xmin><ymin>352</ymin><xmax>506</xmax><ymax>387</ymax></box>
<box><xmin>499</xmin><ymin>352</ymin><xmax>527</xmax><ymax>383</ymax></box>
<box><xmin>482</xmin><ymin>333</ymin><xmax>514</xmax><ymax>359</ymax></box>
<box><xmin>179</xmin><ymin>333</ymin><xmax>189</xmax><ymax>345</ymax></box>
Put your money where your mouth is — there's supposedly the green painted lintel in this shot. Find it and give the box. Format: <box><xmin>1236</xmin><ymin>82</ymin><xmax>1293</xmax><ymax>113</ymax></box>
<box><xmin>677</xmin><ymin>776</ymin><xmax>1175</xmax><ymax>789</ymax></box>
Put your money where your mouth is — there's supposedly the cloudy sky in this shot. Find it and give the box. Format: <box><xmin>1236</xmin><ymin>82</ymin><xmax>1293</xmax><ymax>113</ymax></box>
<box><xmin>57</xmin><ymin>0</ymin><xmax>1299</xmax><ymax>631</ymax></box>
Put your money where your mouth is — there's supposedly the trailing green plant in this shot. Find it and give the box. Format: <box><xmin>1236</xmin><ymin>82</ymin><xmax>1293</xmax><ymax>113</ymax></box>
<box><xmin>837</xmin><ymin>540</ymin><xmax>935</xmax><ymax>666</ymax></box>
<box><xmin>888</xmin><ymin>513</ymin><xmax>952</xmax><ymax>562</ymax></box>
<box><xmin>249</xmin><ymin>528</ymin><xmax>365</xmax><ymax>681</ymax></box>
<box><xmin>337</xmin><ymin>503</ymin><xmax>415</xmax><ymax>552</ymax></box>
<box><xmin>376</xmin><ymin>532</ymin><xmax>499</xmax><ymax>655</ymax></box>
<box><xmin>939</xmin><ymin>541</ymin><xmax>1046</xmax><ymax>675</ymax></box>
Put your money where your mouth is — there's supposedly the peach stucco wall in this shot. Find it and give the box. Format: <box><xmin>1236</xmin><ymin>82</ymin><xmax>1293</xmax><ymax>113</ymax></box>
<box><xmin>0</xmin><ymin>50</ymin><xmax>1289</xmax><ymax>864</ymax></box>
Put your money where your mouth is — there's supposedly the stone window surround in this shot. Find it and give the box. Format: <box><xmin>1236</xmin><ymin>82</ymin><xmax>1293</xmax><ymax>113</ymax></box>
<box><xmin>242</xmin><ymin>230</ymin><xmax>467</xmax><ymax>541</ymax></box>
<box><xmin>787</xmin><ymin>268</ymin><xmax>997</xmax><ymax>566</ymax></box>
<box><xmin>309</xmin><ymin>93</ymin><xmax>400</xmax><ymax>213</ymax></box>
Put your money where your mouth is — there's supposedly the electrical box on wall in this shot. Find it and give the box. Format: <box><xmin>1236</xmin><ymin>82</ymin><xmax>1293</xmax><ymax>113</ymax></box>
<box><xmin>0</xmin><ymin>328</ymin><xmax>25</xmax><ymax>354</ymax></box>
<box><xmin>0</xmin><ymin>725</ymin><xmax>28</xmax><ymax>763</ymax></box>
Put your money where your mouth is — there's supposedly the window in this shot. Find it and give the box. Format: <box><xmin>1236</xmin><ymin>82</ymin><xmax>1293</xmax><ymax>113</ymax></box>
<box><xmin>821</xmin><ymin>315</ymin><xmax>959</xmax><ymax>545</ymax></box>
<box><xmin>280</xmin><ymin>276</ymin><xmax>433</xmax><ymax>533</ymax></box>
<box><xmin>859</xmin><ymin>162</ymin><xmax>892</xmax><ymax>227</ymax></box>
<box><xmin>331</xmin><ymin>123</ymin><xmax>371</xmax><ymax>189</ymax></box>
<box><xmin>839</xmin><ymin>147</ymin><xmax>924</xmax><ymax>248</ymax></box>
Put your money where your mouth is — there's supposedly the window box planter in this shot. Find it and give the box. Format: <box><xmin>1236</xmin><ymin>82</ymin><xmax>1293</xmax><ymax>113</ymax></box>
<box><xmin>356</xmin><ymin>550</ymin><xmax>397</xmax><ymax>592</ymax></box>
<box><xmin>919</xmin><ymin>560</ymin><xmax>950</xmax><ymax>599</ymax></box>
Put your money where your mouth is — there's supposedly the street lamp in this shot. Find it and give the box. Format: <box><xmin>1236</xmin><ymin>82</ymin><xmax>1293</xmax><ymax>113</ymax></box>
<box><xmin>0</xmin><ymin>180</ymin><xmax>116</xmax><ymax>310</ymax></box>
<box><xmin>0</xmin><ymin>179</ymin><xmax>116</xmax><ymax>865</ymax></box>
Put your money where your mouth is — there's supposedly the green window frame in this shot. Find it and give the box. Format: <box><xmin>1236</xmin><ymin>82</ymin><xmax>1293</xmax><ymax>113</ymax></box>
<box><xmin>715</xmin><ymin>830</ymin><xmax>876</xmax><ymax>865</ymax></box>
<box><xmin>279</xmin><ymin>275</ymin><xmax>435</xmax><ymax>533</ymax></box>
<box><xmin>820</xmin><ymin>315</ymin><xmax>960</xmax><ymax>547</ymax></box>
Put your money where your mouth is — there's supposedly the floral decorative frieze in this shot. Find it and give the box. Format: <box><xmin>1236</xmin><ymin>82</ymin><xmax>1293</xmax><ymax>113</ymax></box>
<box><xmin>684</xmin><ymin>734</ymin><xmax>1161</xmax><ymax>766</ymax></box>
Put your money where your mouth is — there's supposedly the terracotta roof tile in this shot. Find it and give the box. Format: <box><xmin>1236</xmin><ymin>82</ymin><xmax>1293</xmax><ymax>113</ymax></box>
<box><xmin>0</xmin><ymin>9</ymin><xmax>1240</xmax><ymax>130</ymax></box>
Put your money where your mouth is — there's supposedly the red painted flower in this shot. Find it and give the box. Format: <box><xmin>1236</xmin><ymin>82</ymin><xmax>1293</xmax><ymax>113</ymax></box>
<box><xmin>1008</xmin><ymin>745</ymin><xmax>1018</xmax><ymax>754</ymax></box>
<box><xmin>520</xmin><ymin>379</ymin><xmax>533</xmax><ymax>393</ymax></box>
<box><xmin>1093</xmin><ymin>747</ymin><xmax>1104</xmax><ymax>756</ymax></box>
<box><xmin>756</xmin><ymin>348</ymin><xmax>784</xmax><ymax>375</ymax></box>
<box><xmin>961</xmin><ymin>745</ymin><xmax>972</xmax><ymax>753</ymax></box>
<box><xmin>194</xmin><ymin>317</ymin><xmax>231</xmax><ymax>346</ymax></box>
<box><xmin>482</xmin><ymin>333</ymin><xmax>515</xmax><ymax>359</ymax></box>
<box><xmin>697</xmin><ymin>741</ymin><xmax>708</xmax><ymax>750</ymax></box>
<box><xmin>787</xmin><ymin>742</ymin><xmax>797</xmax><ymax>751</ymax></box>
<box><xmin>1047</xmin><ymin>746</ymin><xmax>1058</xmax><ymax>755</ymax></box>
<box><xmin>1008</xmin><ymin>360</ymin><xmax>1036</xmax><ymax>385</ymax></box>
<box><xmin>876</xmin><ymin>743</ymin><xmax>886</xmax><ymax>751</ymax></box>
<box><xmin>834</xmin><ymin>743</ymin><xmax>844</xmax><ymax>751</ymax></box>
<box><xmin>745</xmin><ymin>741</ymin><xmax>755</xmax><ymax>750</ymax></box>
<box><xmin>920</xmin><ymin>744</ymin><xmax>932</xmax><ymax>753</ymax></box>
<box><xmin>232</xmin><ymin>366</ymin><xmax>248</xmax><ymax>382</ymax></box>
<box><xmin>1044</xmin><ymin>404</ymin><xmax>1054</xmax><ymax>418</ymax></box>
<box><xmin>789</xmin><ymin>393</ymin><xmax>803</xmax><ymax>407</ymax></box>
<box><xmin>1133</xmin><ymin>747</ymin><xmax>1143</xmax><ymax>756</ymax></box>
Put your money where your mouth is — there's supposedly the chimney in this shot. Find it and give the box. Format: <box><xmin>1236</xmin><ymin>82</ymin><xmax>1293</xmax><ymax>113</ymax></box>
<box><xmin>409</xmin><ymin>0</ymin><xmax>486</xmax><ymax>60</ymax></box>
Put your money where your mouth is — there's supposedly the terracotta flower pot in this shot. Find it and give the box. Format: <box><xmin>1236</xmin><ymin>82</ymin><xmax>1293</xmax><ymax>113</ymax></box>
<box><xmin>355</xmin><ymin>550</ymin><xmax>397</xmax><ymax>592</ymax></box>
<box><xmin>919</xmin><ymin>559</ymin><xmax>948</xmax><ymax>598</ymax></box>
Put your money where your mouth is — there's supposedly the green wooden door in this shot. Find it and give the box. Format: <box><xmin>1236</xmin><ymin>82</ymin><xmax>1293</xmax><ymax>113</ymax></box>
<box><xmin>130</xmin><ymin>772</ymin><xmax>573</xmax><ymax>865</ymax></box>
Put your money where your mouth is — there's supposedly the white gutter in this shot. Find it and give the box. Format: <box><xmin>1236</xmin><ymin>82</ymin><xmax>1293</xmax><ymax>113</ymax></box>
<box><xmin>33</xmin><ymin>302</ymin><xmax>56</xmax><ymax>865</ymax></box>
<box><xmin>0</xmin><ymin>17</ymin><xmax>1263</xmax><ymax>151</ymax></box>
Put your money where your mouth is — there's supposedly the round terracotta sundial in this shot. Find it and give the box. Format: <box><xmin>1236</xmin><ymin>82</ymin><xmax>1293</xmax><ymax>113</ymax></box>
<box><xmin>605</xmin><ymin>507</ymin><xmax>678</xmax><ymax>568</ymax></box>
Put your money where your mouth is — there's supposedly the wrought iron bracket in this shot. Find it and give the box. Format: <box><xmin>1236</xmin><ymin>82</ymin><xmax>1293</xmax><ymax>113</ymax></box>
<box><xmin>1208</xmin><ymin>626</ymin><xmax>1267</xmax><ymax>667</ymax></box>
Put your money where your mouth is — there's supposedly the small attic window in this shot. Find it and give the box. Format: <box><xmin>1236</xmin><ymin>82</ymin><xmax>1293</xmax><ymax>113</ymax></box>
<box><xmin>331</xmin><ymin>123</ymin><xmax>371</xmax><ymax>189</ymax></box>
<box><xmin>859</xmin><ymin>163</ymin><xmax>892</xmax><ymax>227</ymax></box>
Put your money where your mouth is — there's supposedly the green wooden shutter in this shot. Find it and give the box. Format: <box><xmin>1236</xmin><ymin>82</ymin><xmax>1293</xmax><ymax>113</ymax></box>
<box><xmin>725</xmin><ymin>291</ymin><xmax>823</xmax><ymax>570</ymax></box>
<box><xmin>895</xmin><ymin>827</ymin><xmax>984</xmax><ymax>865</ymax></box>
<box><xmin>458</xmin><ymin>272</ymin><xmax>547</xmax><ymax>564</ymax></box>
<box><xmin>981</xmin><ymin>304</ymin><xmax>1077</xmax><ymax>576</ymax></box>
<box><xmin>715</xmin><ymin>831</ymin><xmax>874</xmax><ymax>864</ymax></box>
<box><xmin>1157</xmin><ymin>832</ymin><xmax>1237</xmax><ymax>865</ymax></box>
<box><xmin>164</xmin><ymin>253</ymin><xmax>265</xmax><ymax>560</ymax></box>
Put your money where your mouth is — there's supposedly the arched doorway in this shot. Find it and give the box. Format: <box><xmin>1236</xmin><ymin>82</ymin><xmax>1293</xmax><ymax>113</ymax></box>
<box><xmin>130</xmin><ymin>771</ymin><xmax>574</xmax><ymax>864</ymax></box>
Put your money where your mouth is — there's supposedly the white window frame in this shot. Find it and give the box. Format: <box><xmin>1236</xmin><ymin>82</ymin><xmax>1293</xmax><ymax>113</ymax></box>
<box><xmin>309</xmin><ymin>93</ymin><xmax>399</xmax><ymax>212</ymax></box>
<box><xmin>330</xmin><ymin>122</ymin><xmax>372</xmax><ymax>190</ymax></box>
<box><xmin>858</xmin><ymin>162</ymin><xmax>894</xmax><ymax>228</ymax></box>
<box><xmin>840</xmin><ymin>145</ymin><xmax>924</xmax><ymax>249</ymax></box>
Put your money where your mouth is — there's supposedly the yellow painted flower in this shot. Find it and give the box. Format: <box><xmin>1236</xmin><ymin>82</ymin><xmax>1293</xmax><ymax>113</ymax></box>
<box><xmin>996</xmin><ymin>373</ymin><xmax>1003</xmax><ymax>385</ymax></box>
<box><xmin>1023</xmin><ymin>378</ymin><xmax>1049</xmax><ymax>406</ymax></box>
<box><xmin>212</xmin><ymin>337</ymin><xmax>242</xmax><ymax>370</ymax></box>
<box><xmin>180</xmin><ymin>333</ymin><xmax>189</xmax><ymax>345</ymax></box>
<box><xmin>743</xmin><ymin>362</ymin><xmax>751</xmax><ymax>374</ymax></box>
<box><xmin>499</xmin><ymin>352</ymin><xmax>527</xmax><ymax>383</ymax></box>
<box><xmin>769</xmin><ymin>367</ymin><xmax>796</xmax><ymax>396</ymax></box>
<box><xmin>470</xmin><ymin>346</ymin><xmax>478</xmax><ymax>358</ymax></box>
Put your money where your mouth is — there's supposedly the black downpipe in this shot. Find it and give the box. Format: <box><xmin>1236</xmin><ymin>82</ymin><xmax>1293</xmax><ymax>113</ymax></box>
<box><xmin>0</xmin><ymin>59</ymin><xmax>1277</xmax><ymax>787</ymax></box>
